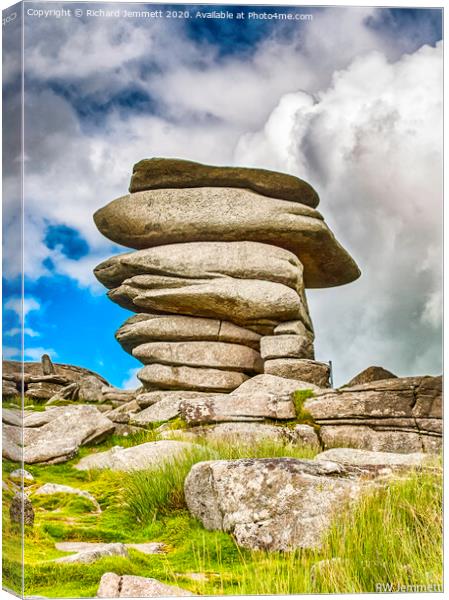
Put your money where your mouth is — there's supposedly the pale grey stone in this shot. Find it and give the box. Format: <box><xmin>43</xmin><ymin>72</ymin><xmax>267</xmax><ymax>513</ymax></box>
<box><xmin>106</xmin><ymin>400</ymin><xmax>141</xmax><ymax>424</ymax></box>
<box><xmin>93</xmin><ymin>187</ymin><xmax>360</xmax><ymax>288</ymax></box>
<box><xmin>180</xmin><ymin>392</ymin><xmax>296</xmax><ymax>425</ymax></box>
<box><xmin>55</xmin><ymin>541</ymin><xmax>166</xmax><ymax>555</ymax></box>
<box><xmin>33</xmin><ymin>483</ymin><xmax>101</xmax><ymax>512</ymax></box>
<box><xmin>10</xmin><ymin>469</ymin><xmax>34</xmax><ymax>485</ymax></box>
<box><xmin>138</xmin><ymin>364</ymin><xmax>249</xmax><ymax>393</ymax></box>
<box><xmin>95</xmin><ymin>241</ymin><xmax>304</xmax><ymax>292</ymax></box>
<box><xmin>184</xmin><ymin>458</ymin><xmax>362</xmax><ymax>551</ymax></box>
<box><xmin>116</xmin><ymin>314</ymin><xmax>261</xmax><ymax>354</ymax></box>
<box><xmin>74</xmin><ymin>440</ymin><xmax>203</xmax><ymax>472</ymax></box>
<box><xmin>136</xmin><ymin>390</ymin><xmax>212</xmax><ymax>409</ymax></box>
<box><xmin>315</xmin><ymin>448</ymin><xmax>430</xmax><ymax>469</ymax></box>
<box><xmin>23</xmin><ymin>406</ymin><xmax>115</xmax><ymax>464</ymax></box>
<box><xmin>97</xmin><ymin>572</ymin><xmax>194</xmax><ymax>597</ymax></box>
<box><xmin>109</xmin><ymin>275</ymin><xmax>305</xmax><ymax>331</ymax></box>
<box><xmin>260</xmin><ymin>334</ymin><xmax>314</xmax><ymax>360</ymax></box>
<box><xmin>54</xmin><ymin>543</ymin><xmax>128</xmax><ymax>564</ymax></box>
<box><xmin>264</xmin><ymin>358</ymin><xmax>330</xmax><ymax>387</ymax></box>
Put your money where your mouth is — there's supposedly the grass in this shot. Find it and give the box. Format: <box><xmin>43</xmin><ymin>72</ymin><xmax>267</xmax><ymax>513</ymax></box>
<box><xmin>2</xmin><ymin>412</ymin><xmax>442</xmax><ymax>597</ymax></box>
<box><xmin>292</xmin><ymin>388</ymin><xmax>316</xmax><ymax>424</ymax></box>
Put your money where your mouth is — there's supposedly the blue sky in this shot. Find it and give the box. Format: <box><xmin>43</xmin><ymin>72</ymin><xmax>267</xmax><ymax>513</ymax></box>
<box><xmin>2</xmin><ymin>3</ymin><xmax>443</xmax><ymax>387</ymax></box>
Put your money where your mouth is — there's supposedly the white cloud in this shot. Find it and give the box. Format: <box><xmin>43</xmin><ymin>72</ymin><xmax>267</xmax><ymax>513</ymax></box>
<box><xmin>5</xmin><ymin>296</ymin><xmax>41</xmax><ymax>320</ymax></box>
<box><xmin>5</xmin><ymin>327</ymin><xmax>40</xmax><ymax>338</ymax></box>
<box><xmin>121</xmin><ymin>367</ymin><xmax>140</xmax><ymax>390</ymax></box>
<box><xmin>23</xmin><ymin>347</ymin><xmax>58</xmax><ymax>362</ymax></box>
<box><xmin>5</xmin><ymin>8</ymin><xmax>440</xmax><ymax>384</ymax></box>
<box><xmin>235</xmin><ymin>42</ymin><xmax>443</xmax><ymax>383</ymax></box>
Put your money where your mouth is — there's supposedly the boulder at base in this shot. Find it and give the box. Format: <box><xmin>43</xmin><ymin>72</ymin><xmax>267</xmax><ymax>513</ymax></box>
<box><xmin>184</xmin><ymin>458</ymin><xmax>361</xmax><ymax>551</ymax></box>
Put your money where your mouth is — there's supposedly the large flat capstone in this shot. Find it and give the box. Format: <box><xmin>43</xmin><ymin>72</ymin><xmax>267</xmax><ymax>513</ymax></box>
<box><xmin>129</xmin><ymin>157</ymin><xmax>319</xmax><ymax>207</ymax></box>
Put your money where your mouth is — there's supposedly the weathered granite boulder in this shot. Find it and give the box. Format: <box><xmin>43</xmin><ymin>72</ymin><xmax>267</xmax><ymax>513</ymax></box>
<box><xmin>23</xmin><ymin>406</ymin><xmax>115</xmax><ymax>464</ymax></box>
<box><xmin>260</xmin><ymin>334</ymin><xmax>315</xmax><ymax>360</ymax></box>
<box><xmin>138</xmin><ymin>364</ymin><xmax>249</xmax><ymax>392</ymax></box>
<box><xmin>264</xmin><ymin>358</ymin><xmax>330</xmax><ymax>387</ymax></box>
<box><xmin>131</xmin><ymin>393</ymin><xmax>214</xmax><ymax>424</ymax></box>
<box><xmin>93</xmin><ymin>187</ymin><xmax>360</xmax><ymax>288</ymax></box>
<box><xmin>116</xmin><ymin>314</ymin><xmax>261</xmax><ymax>354</ymax></box>
<box><xmin>97</xmin><ymin>572</ymin><xmax>194</xmax><ymax>597</ymax></box>
<box><xmin>2</xmin><ymin>378</ymin><xmax>18</xmax><ymax>397</ymax></box>
<box><xmin>345</xmin><ymin>366</ymin><xmax>397</xmax><ymax>387</ymax></box>
<box><xmin>75</xmin><ymin>440</ymin><xmax>204</xmax><ymax>472</ymax></box>
<box><xmin>109</xmin><ymin>276</ymin><xmax>305</xmax><ymax>331</ymax></box>
<box><xmin>184</xmin><ymin>458</ymin><xmax>362</xmax><ymax>550</ymax></box>
<box><xmin>180</xmin><ymin>392</ymin><xmax>296</xmax><ymax>425</ymax></box>
<box><xmin>129</xmin><ymin>157</ymin><xmax>320</xmax><ymax>207</ymax></box>
<box><xmin>304</xmin><ymin>376</ymin><xmax>442</xmax><ymax>453</ymax></box>
<box><xmin>95</xmin><ymin>241</ymin><xmax>305</xmax><ymax>291</ymax></box>
<box><xmin>105</xmin><ymin>400</ymin><xmax>141</xmax><ymax>424</ymax></box>
<box><xmin>10</xmin><ymin>492</ymin><xmax>34</xmax><ymax>526</ymax></box>
<box><xmin>33</xmin><ymin>483</ymin><xmax>101</xmax><ymax>512</ymax></box>
<box><xmin>133</xmin><ymin>341</ymin><xmax>263</xmax><ymax>373</ymax></box>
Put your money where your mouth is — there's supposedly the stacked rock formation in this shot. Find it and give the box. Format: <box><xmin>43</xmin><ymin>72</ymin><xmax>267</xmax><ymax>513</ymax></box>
<box><xmin>93</xmin><ymin>158</ymin><xmax>360</xmax><ymax>398</ymax></box>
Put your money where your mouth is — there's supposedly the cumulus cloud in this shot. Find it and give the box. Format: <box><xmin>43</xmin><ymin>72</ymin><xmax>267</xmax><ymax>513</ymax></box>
<box><xmin>235</xmin><ymin>42</ymin><xmax>443</xmax><ymax>382</ymax></box>
<box><xmin>5</xmin><ymin>296</ymin><xmax>41</xmax><ymax>319</ymax></box>
<box><xmin>5</xmin><ymin>6</ymin><xmax>441</xmax><ymax>384</ymax></box>
<box><xmin>121</xmin><ymin>367</ymin><xmax>140</xmax><ymax>390</ymax></box>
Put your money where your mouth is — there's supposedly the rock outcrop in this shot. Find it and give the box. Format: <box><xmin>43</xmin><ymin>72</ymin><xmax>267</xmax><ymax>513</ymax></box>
<box><xmin>93</xmin><ymin>158</ymin><xmax>359</xmax><ymax>433</ymax></box>
<box><xmin>304</xmin><ymin>376</ymin><xmax>442</xmax><ymax>453</ymax></box>
<box><xmin>2</xmin><ymin>357</ymin><xmax>109</xmax><ymax>402</ymax></box>
<box><xmin>184</xmin><ymin>452</ymin><xmax>433</xmax><ymax>551</ymax></box>
<box><xmin>3</xmin><ymin>405</ymin><xmax>115</xmax><ymax>464</ymax></box>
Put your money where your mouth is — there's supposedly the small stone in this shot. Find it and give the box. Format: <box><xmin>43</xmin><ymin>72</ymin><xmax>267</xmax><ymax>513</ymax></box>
<box><xmin>74</xmin><ymin>440</ymin><xmax>204</xmax><ymax>472</ymax></box>
<box><xmin>97</xmin><ymin>573</ymin><xmax>194</xmax><ymax>597</ymax></box>
<box><xmin>10</xmin><ymin>492</ymin><xmax>34</xmax><ymax>526</ymax></box>
<box><xmin>138</xmin><ymin>364</ymin><xmax>249</xmax><ymax>393</ymax></box>
<box><xmin>264</xmin><ymin>358</ymin><xmax>330</xmax><ymax>387</ymax></box>
<box><xmin>344</xmin><ymin>366</ymin><xmax>397</xmax><ymax>387</ymax></box>
<box><xmin>260</xmin><ymin>334</ymin><xmax>314</xmax><ymax>360</ymax></box>
<box><xmin>54</xmin><ymin>542</ymin><xmax>127</xmax><ymax>564</ymax></box>
<box><xmin>289</xmin><ymin>424</ymin><xmax>320</xmax><ymax>449</ymax></box>
<box><xmin>10</xmin><ymin>469</ymin><xmax>34</xmax><ymax>485</ymax></box>
<box><xmin>33</xmin><ymin>483</ymin><xmax>101</xmax><ymax>512</ymax></box>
